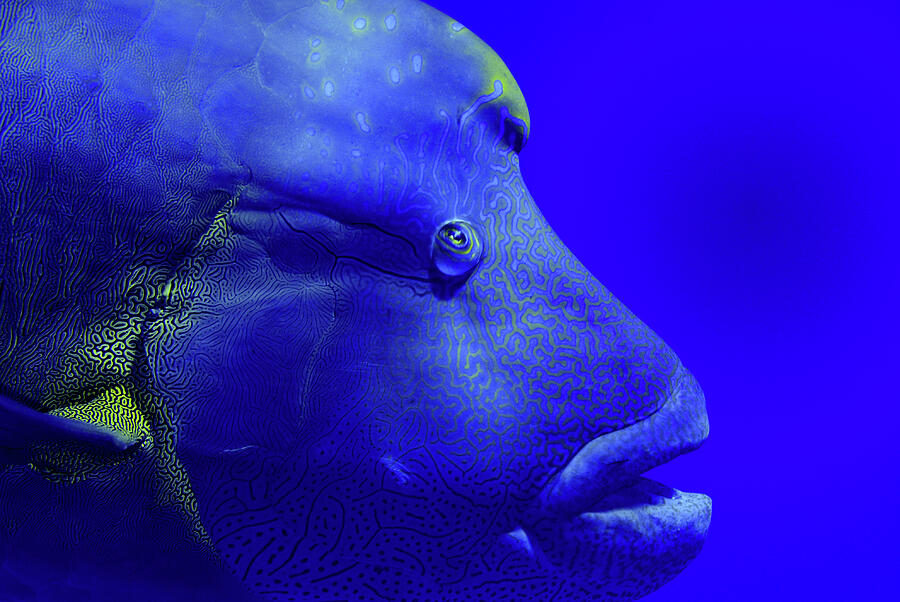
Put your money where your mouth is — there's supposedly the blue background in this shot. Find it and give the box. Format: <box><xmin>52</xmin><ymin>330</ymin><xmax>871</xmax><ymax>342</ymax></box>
<box><xmin>428</xmin><ymin>1</ymin><xmax>899</xmax><ymax>599</ymax></box>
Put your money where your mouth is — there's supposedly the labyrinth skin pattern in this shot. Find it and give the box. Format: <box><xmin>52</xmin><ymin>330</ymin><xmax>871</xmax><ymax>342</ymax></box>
<box><xmin>0</xmin><ymin>1</ymin><xmax>710</xmax><ymax>600</ymax></box>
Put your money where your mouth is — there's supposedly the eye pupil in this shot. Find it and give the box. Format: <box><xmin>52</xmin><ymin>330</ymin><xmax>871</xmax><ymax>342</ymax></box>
<box><xmin>444</xmin><ymin>226</ymin><xmax>467</xmax><ymax>248</ymax></box>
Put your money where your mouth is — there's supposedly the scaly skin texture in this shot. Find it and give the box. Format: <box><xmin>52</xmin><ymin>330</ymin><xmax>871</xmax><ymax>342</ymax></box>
<box><xmin>0</xmin><ymin>1</ymin><xmax>709</xmax><ymax>600</ymax></box>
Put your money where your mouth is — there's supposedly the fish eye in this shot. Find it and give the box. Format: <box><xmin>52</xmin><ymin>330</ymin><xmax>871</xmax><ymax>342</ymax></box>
<box><xmin>432</xmin><ymin>220</ymin><xmax>483</xmax><ymax>277</ymax></box>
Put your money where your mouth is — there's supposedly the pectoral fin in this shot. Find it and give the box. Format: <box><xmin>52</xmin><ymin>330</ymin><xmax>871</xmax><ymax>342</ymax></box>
<box><xmin>0</xmin><ymin>386</ymin><xmax>150</xmax><ymax>481</ymax></box>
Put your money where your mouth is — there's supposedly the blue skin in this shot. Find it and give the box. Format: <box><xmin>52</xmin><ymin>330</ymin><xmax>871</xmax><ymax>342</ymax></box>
<box><xmin>0</xmin><ymin>1</ymin><xmax>709</xmax><ymax>600</ymax></box>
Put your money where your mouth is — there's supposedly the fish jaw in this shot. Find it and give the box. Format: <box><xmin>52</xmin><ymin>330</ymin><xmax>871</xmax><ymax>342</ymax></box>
<box><xmin>536</xmin><ymin>367</ymin><xmax>708</xmax><ymax>517</ymax></box>
<box><xmin>503</xmin><ymin>480</ymin><xmax>711</xmax><ymax>600</ymax></box>
<box><xmin>500</xmin><ymin>366</ymin><xmax>710</xmax><ymax>597</ymax></box>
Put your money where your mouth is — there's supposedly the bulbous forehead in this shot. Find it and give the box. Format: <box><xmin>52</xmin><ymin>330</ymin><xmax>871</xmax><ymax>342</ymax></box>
<box><xmin>202</xmin><ymin>0</ymin><xmax>530</xmax><ymax>226</ymax></box>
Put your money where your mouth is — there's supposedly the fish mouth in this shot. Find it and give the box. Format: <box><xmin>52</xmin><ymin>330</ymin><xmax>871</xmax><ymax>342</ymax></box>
<box><xmin>503</xmin><ymin>367</ymin><xmax>710</xmax><ymax>593</ymax></box>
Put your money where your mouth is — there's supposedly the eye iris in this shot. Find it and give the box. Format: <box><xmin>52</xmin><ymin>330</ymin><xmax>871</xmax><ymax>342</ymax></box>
<box><xmin>433</xmin><ymin>220</ymin><xmax>482</xmax><ymax>277</ymax></box>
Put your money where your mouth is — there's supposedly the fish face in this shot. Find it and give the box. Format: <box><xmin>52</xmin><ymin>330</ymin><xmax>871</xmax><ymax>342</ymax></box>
<box><xmin>139</xmin><ymin>3</ymin><xmax>709</xmax><ymax>595</ymax></box>
<box><xmin>143</xmin><ymin>151</ymin><xmax>709</xmax><ymax>600</ymax></box>
<box><xmin>0</xmin><ymin>0</ymin><xmax>708</xmax><ymax>600</ymax></box>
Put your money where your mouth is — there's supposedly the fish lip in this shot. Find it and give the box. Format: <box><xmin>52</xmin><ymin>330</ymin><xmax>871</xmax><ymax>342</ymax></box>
<box><xmin>503</xmin><ymin>477</ymin><xmax>712</xmax><ymax>595</ymax></box>
<box><xmin>532</xmin><ymin>365</ymin><xmax>709</xmax><ymax>519</ymax></box>
<box><xmin>494</xmin><ymin>368</ymin><xmax>710</xmax><ymax>592</ymax></box>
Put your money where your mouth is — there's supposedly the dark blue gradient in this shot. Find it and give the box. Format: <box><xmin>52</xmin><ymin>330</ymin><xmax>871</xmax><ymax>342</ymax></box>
<box><xmin>428</xmin><ymin>1</ymin><xmax>900</xmax><ymax>600</ymax></box>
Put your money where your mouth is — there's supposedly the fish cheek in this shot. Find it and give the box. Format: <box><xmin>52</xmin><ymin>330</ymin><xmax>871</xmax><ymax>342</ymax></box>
<box><xmin>154</xmin><ymin>266</ymin><xmax>507</xmax><ymax>596</ymax></box>
<box><xmin>133</xmin><ymin>220</ymin><xmax>440</xmax><ymax>582</ymax></box>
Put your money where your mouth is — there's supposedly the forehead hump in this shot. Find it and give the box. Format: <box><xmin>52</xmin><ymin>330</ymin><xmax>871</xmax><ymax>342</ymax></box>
<box><xmin>203</xmin><ymin>0</ymin><xmax>529</xmax><ymax>209</ymax></box>
<box><xmin>251</xmin><ymin>0</ymin><xmax>530</xmax><ymax>135</ymax></box>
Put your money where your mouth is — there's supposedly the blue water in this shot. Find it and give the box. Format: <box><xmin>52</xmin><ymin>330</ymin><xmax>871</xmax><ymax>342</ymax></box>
<box><xmin>428</xmin><ymin>1</ymin><xmax>900</xmax><ymax>599</ymax></box>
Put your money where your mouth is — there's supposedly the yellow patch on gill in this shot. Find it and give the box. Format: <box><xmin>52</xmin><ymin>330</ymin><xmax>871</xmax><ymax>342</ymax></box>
<box><xmin>29</xmin><ymin>385</ymin><xmax>149</xmax><ymax>483</ymax></box>
<box><xmin>49</xmin><ymin>384</ymin><xmax>151</xmax><ymax>448</ymax></box>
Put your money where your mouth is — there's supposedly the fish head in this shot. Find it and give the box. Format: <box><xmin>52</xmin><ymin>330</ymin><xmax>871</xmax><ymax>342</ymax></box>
<box><xmin>135</xmin><ymin>2</ymin><xmax>711</xmax><ymax>599</ymax></box>
<box><xmin>0</xmin><ymin>0</ymin><xmax>709</xmax><ymax>600</ymax></box>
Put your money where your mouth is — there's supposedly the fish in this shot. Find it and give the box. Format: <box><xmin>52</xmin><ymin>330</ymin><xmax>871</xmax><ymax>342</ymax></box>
<box><xmin>0</xmin><ymin>0</ymin><xmax>710</xmax><ymax>600</ymax></box>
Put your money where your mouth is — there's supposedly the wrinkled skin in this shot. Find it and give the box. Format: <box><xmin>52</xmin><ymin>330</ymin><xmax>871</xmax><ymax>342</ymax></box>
<box><xmin>0</xmin><ymin>1</ymin><xmax>709</xmax><ymax>600</ymax></box>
